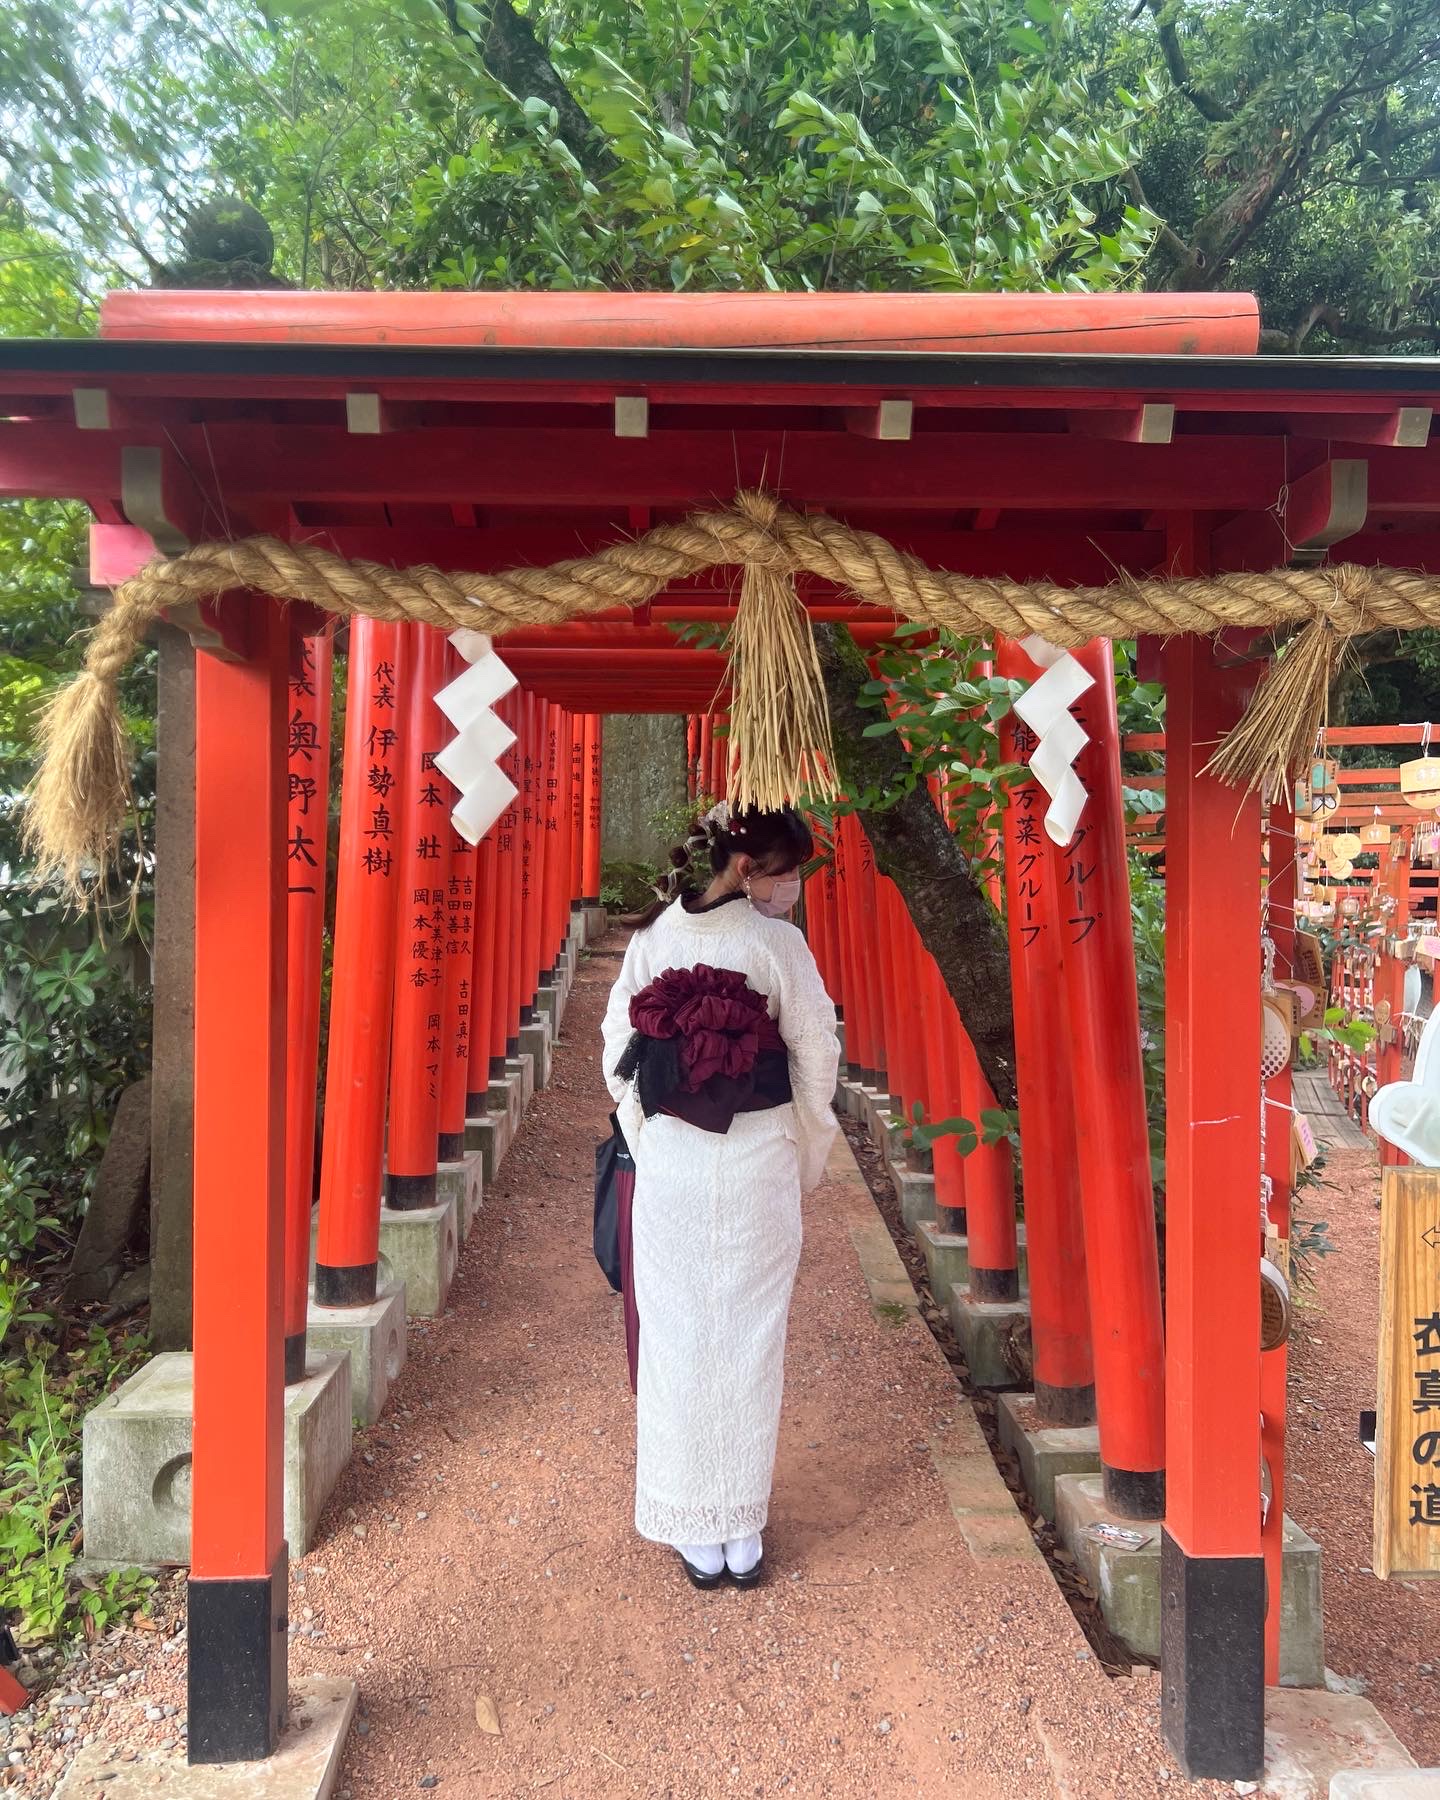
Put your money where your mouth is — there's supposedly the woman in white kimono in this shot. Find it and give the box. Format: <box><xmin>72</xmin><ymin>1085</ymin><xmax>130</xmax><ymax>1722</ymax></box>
<box><xmin>601</xmin><ymin>804</ymin><xmax>840</xmax><ymax>1589</ymax></box>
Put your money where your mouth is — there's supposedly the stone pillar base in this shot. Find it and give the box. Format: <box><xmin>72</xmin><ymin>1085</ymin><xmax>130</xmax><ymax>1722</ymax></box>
<box><xmin>378</xmin><ymin>1196</ymin><xmax>459</xmax><ymax>1318</ymax></box>
<box><xmin>517</xmin><ymin>1016</ymin><xmax>553</xmax><ymax>1089</ymax></box>
<box><xmin>436</xmin><ymin>1149</ymin><xmax>484</xmax><ymax>1239</ymax></box>
<box><xmin>916</xmin><ymin>1221</ymin><xmax>970</xmax><ymax>1306</ymax></box>
<box><xmin>306</xmin><ymin>1283</ymin><xmax>407</xmax><ymax>1426</ymax></box>
<box><xmin>890</xmin><ymin>1163</ymin><xmax>936</xmax><ymax>1231</ymax></box>
<box><xmin>81</xmin><ymin>1350</ymin><xmax>352</xmax><ymax>1566</ymax></box>
<box><xmin>1053</xmin><ymin>1474</ymin><xmax>1325</xmax><ymax>1685</ymax></box>
<box><xmin>995</xmin><ymin>1391</ymin><xmax>1100</xmax><ymax>1520</ymax></box>
<box><xmin>949</xmin><ymin>1288</ymin><xmax>1033</xmax><ymax>1389</ymax></box>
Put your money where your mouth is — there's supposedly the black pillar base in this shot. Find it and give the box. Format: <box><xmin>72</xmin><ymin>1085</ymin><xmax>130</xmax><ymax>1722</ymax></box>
<box><xmin>187</xmin><ymin>1549</ymin><xmax>288</xmax><ymax>1764</ymax></box>
<box><xmin>465</xmin><ymin>1090</ymin><xmax>488</xmax><ymax>1115</ymax></box>
<box><xmin>437</xmin><ymin>1130</ymin><xmax>466</xmax><ymax>1163</ymax></box>
<box><xmin>970</xmin><ymin>1264</ymin><xmax>1021</xmax><ymax>1304</ymax></box>
<box><xmin>1103</xmin><ymin>1463</ymin><xmax>1166</xmax><ymax>1519</ymax></box>
<box><xmin>844</xmin><ymin>1061</ymin><xmax>861</xmax><ymax>1081</ymax></box>
<box><xmin>384</xmin><ymin>1171</ymin><xmax>437</xmax><ymax>1212</ymax></box>
<box><xmin>313</xmin><ymin>1261</ymin><xmax>377</xmax><ymax>1308</ymax></box>
<box><xmin>490</xmin><ymin>1055</ymin><xmax>508</xmax><ymax>1080</ymax></box>
<box><xmin>1033</xmin><ymin>1380</ymin><xmax>1096</xmax><ymax>1428</ymax></box>
<box><xmin>910</xmin><ymin>1140</ymin><xmax>933</xmax><ymax>1175</ymax></box>
<box><xmin>1160</xmin><ymin>1529</ymin><xmax>1264</xmax><ymax>1781</ymax></box>
<box><xmin>935</xmin><ymin>1205</ymin><xmax>968</xmax><ymax>1237</ymax></box>
<box><xmin>521</xmin><ymin>1004</ymin><xmax>537</xmax><ymax>1026</ymax></box>
<box><xmin>282</xmin><ymin>1331</ymin><xmax>307</xmax><ymax>1387</ymax></box>
<box><xmin>505</xmin><ymin>1037</ymin><xmax>519</xmax><ymax>1059</ymax></box>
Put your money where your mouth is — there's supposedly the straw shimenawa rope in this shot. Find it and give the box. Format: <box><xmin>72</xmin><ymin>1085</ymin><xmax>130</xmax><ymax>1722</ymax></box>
<box><xmin>25</xmin><ymin>487</ymin><xmax>1440</xmax><ymax>898</ymax></box>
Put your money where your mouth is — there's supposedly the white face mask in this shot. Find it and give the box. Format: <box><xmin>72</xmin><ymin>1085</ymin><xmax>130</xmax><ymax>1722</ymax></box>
<box><xmin>749</xmin><ymin>874</ymin><xmax>801</xmax><ymax>918</ymax></box>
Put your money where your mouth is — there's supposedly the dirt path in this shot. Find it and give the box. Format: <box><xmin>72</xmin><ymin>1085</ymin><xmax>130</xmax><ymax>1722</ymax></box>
<box><xmin>1287</xmin><ymin>1144</ymin><xmax>1440</xmax><ymax>1763</ymax></box>
<box><xmin>10</xmin><ymin>935</ymin><xmax>1229</xmax><ymax>1799</ymax></box>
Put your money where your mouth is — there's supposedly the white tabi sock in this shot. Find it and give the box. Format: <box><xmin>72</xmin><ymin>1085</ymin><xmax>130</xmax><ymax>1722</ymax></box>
<box><xmin>724</xmin><ymin>1533</ymin><xmax>762</xmax><ymax>1575</ymax></box>
<box><xmin>675</xmin><ymin>1542</ymin><xmax>724</xmax><ymax>1576</ymax></box>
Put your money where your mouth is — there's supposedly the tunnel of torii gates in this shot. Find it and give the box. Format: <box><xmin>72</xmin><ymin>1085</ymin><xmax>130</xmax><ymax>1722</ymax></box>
<box><xmin>5</xmin><ymin>287</ymin><xmax>1440</xmax><ymax>1785</ymax></box>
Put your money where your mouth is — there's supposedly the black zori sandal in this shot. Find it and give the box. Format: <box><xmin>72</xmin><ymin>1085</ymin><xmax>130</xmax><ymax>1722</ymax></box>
<box><xmin>728</xmin><ymin>1553</ymin><xmax>765</xmax><ymax>1589</ymax></box>
<box><xmin>677</xmin><ymin>1552</ymin><xmax>724</xmax><ymax>1591</ymax></box>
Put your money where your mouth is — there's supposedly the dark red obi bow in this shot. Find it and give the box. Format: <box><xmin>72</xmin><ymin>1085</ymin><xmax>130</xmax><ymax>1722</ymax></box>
<box><xmin>629</xmin><ymin>963</ymin><xmax>781</xmax><ymax>1092</ymax></box>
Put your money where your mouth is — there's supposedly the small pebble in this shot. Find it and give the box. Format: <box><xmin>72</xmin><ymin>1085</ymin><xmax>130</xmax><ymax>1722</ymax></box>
<box><xmin>419</xmin><ymin>1777</ymin><xmax>439</xmax><ymax>1790</ymax></box>
<box><xmin>356</xmin><ymin>1720</ymin><xmax>371</xmax><ymax>1737</ymax></box>
<box><xmin>145</xmin><ymin>1706</ymin><xmax>164</xmax><ymax>1723</ymax></box>
<box><xmin>876</xmin><ymin>1718</ymin><xmax>892</xmax><ymax>1735</ymax></box>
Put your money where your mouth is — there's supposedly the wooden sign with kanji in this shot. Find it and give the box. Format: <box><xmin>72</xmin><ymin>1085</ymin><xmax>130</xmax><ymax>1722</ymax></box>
<box><xmin>1374</xmin><ymin>1167</ymin><xmax>1440</xmax><ymax>1579</ymax></box>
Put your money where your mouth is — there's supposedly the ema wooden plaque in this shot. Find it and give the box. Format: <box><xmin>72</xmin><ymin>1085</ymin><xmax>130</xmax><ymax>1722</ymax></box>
<box><xmin>1374</xmin><ymin>1167</ymin><xmax>1440</xmax><ymax>1579</ymax></box>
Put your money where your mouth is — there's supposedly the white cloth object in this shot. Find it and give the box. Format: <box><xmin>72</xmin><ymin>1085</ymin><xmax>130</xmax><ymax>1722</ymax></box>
<box><xmin>438</xmin><ymin>632</ymin><xmax>519</xmax><ymax>845</ymax></box>
<box><xmin>1011</xmin><ymin>635</ymin><xmax>1095</xmax><ymax>847</ymax></box>
<box><xmin>601</xmin><ymin>900</ymin><xmax>841</xmax><ymax>1546</ymax></box>
<box><xmin>724</xmin><ymin>1533</ymin><xmax>762</xmax><ymax>1575</ymax></box>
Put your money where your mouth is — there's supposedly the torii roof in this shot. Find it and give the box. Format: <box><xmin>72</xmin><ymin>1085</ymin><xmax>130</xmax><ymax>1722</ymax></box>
<box><xmin>1</xmin><ymin>289</ymin><xmax>1438</xmax><ymax>709</ymax></box>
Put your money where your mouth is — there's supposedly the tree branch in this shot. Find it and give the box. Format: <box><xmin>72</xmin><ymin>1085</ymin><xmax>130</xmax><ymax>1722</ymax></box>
<box><xmin>444</xmin><ymin>0</ymin><xmax>617</xmax><ymax>178</ymax></box>
<box><xmin>814</xmin><ymin>625</ymin><xmax>1017</xmax><ymax>1112</ymax></box>
<box><xmin>1141</xmin><ymin>0</ymin><xmax>1234</xmax><ymax>123</ymax></box>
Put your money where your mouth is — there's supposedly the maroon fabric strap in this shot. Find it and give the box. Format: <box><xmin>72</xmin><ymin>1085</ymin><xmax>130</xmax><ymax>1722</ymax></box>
<box><xmin>617</xmin><ymin>1164</ymin><xmax>639</xmax><ymax>1395</ymax></box>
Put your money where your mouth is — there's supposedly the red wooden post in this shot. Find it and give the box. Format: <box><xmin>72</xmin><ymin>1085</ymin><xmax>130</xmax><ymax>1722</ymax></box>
<box><xmin>996</xmin><ymin>640</ymin><xmax>1094</xmax><ymax>1422</ymax></box>
<box><xmin>698</xmin><ymin>714</ymin><xmax>714</xmax><ymax>801</ymax></box>
<box><xmin>819</xmin><ymin>827</ymin><xmax>843</xmax><ymax>1022</ymax></box>
<box><xmin>314</xmin><ymin>619</ymin><xmax>405</xmax><ymax>1306</ymax></box>
<box><xmin>1162</xmin><ymin>628</ymin><xmax>1264</xmax><ymax>1780</ymax></box>
<box><xmin>542</xmin><ymin>701</ymin><xmax>566</xmax><ymax>976</ymax></box>
<box><xmin>499</xmin><ymin>698</ymin><xmax>526</xmax><ymax>1054</ymax></box>
<box><xmin>467</xmin><ymin>835</ymin><xmax>500</xmax><ymax>1108</ymax></box>
<box><xmin>282</xmin><ymin>629</ymin><xmax>331</xmax><ymax>1385</ymax></box>
<box><xmin>686</xmin><ymin>714</ymin><xmax>700</xmax><ymax>802</ymax></box>
<box><xmin>1059</xmin><ymin>638</ymin><xmax>1165</xmax><ymax>1518</ymax></box>
<box><xmin>928</xmin><ymin>964</ymin><xmax>969</xmax><ymax>1235</ymax></box>
<box><xmin>569</xmin><ymin>710</ymin><xmax>586</xmax><ymax>933</ymax></box>
<box><xmin>852</xmin><ymin>819</ymin><xmax>888</xmax><ymax>1090</ymax></box>
<box><xmin>583</xmin><ymin>715</ymin><xmax>603</xmax><ymax>906</ymax></box>
<box><xmin>188</xmin><ymin>602</ymin><xmax>288</xmax><ymax>1762</ymax></box>
<box><xmin>518</xmin><ymin>691</ymin><xmax>543</xmax><ymax>1024</ymax></box>
<box><xmin>955</xmin><ymin>1023</ymin><xmax>1019</xmax><ymax>1301</ymax></box>
<box><xmin>438</xmin><ymin>815</ymin><xmax>479</xmax><ymax>1163</ymax></box>
<box><xmin>384</xmin><ymin>624</ymin><xmax>449</xmax><ymax>1210</ymax></box>
<box><xmin>834</xmin><ymin>817</ymin><xmax>868</xmax><ymax>1080</ymax></box>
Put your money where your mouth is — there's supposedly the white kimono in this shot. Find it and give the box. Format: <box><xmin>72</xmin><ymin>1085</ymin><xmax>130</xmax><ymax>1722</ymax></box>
<box><xmin>601</xmin><ymin>897</ymin><xmax>840</xmax><ymax>1547</ymax></box>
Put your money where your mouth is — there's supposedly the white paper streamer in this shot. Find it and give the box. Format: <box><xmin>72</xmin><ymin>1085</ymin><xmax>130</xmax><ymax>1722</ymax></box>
<box><xmin>1011</xmin><ymin>635</ymin><xmax>1095</xmax><ymax>847</ymax></box>
<box><xmin>439</xmin><ymin>625</ymin><xmax>519</xmax><ymax>845</ymax></box>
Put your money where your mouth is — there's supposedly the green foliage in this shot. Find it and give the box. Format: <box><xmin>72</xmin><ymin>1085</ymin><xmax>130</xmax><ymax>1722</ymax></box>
<box><xmin>1290</xmin><ymin>1146</ymin><xmax>1338</xmax><ymax>1289</ymax></box>
<box><xmin>1081</xmin><ymin>0</ymin><xmax>1440</xmax><ymax>347</ymax></box>
<box><xmin>0</xmin><ymin>1327</ymin><xmax>152</xmax><ymax>1644</ymax></box>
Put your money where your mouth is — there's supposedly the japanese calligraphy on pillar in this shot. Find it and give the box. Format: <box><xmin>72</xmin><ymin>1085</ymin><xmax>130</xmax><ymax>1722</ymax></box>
<box><xmin>1374</xmin><ymin>1166</ymin><xmax>1440</xmax><ymax>1577</ymax></box>
<box><xmin>1057</xmin><ymin>690</ymin><xmax>1100</xmax><ymax>947</ymax></box>
<box><xmin>1002</xmin><ymin>718</ymin><xmax>1050</xmax><ymax>954</ymax></box>
<box><xmin>360</xmin><ymin>652</ymin><xmax>400</xmax><ymax>879</ymax></box>
<box><xmin>287</xmin><ymin>635</ymin><xmax>329</xmax><ymax>898</ymax></box>
<box><xmin>446</xmin><ymin>829</ymin><xmax>476</xmax><ymax>1081</ymax></box>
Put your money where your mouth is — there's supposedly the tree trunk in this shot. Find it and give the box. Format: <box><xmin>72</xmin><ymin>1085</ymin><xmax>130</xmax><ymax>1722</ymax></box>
<box><xmin>814</xmin><ymin>625</ymin><xmax>1017</xmax><ymax>1112</ymax></box>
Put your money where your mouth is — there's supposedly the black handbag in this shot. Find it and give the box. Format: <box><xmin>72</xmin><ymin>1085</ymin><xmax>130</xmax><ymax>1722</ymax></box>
<box><xmin>593</xmin><ymin>1112</ymin><xmax>634</xmax><ymax>1293</ymax></box>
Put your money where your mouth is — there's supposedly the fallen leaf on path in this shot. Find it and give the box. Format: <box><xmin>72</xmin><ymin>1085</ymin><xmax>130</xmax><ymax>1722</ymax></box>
<box><xmin>475</xmin><ymin>1694</ymin><xmax>502</xmax><ymax>1735</ymax></box>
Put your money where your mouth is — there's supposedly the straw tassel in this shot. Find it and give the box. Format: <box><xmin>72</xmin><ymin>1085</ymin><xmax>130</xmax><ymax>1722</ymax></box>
<box><xmin>724</xmin><ymin>494</ymin><xmax>838</xmax><ymax>812</ymax></box>
<box><xmin>1204</xmin><ymin>617</ymin><xmax>1349</xmax><ymax>796</ymax></box>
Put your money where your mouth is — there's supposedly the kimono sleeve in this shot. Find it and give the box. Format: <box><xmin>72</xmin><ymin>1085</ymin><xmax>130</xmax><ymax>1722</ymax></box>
<box><xmin>601</xmin><ymin>928</ymin><xmax>648</xmax><ymax>1113</ymax></box>
<box><xmin>772</xmin><ymin>925</ymin><xmax>841</xmax><ymax>1194</ymax></box>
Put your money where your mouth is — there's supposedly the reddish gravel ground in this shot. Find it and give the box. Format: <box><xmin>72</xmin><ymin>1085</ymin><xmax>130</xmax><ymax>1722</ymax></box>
<box><xmin>1286</xmin><ymin>1143</ymin><xmax>1440</xmax><ymax>1763</ymax></box>
<box><xmin>4</xmin><ymin>938</ymin><xmax>1236</xmax><ymax>1799</ymax></box>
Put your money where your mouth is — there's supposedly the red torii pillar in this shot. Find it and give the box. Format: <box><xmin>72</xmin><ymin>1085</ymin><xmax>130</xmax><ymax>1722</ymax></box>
<box><xmin>384</xmin><ymin>624</ymin><xmax>449</xmax><ymax>1210</ymax></box>
<box><xmin>583</xmin><ymin>715</ymin><xmax>603</xmax><ymax>906</ymax></box>
<box><xmin>438</xmin><ymin>814</ymin><xmax>479</xmax><ymax>1165</ymax></box>
<box><xmin>1162</xmin><ymin>627</ymin><xmax>1264</xmax><ymax>1780</ymax></box>
<box><xmin>189</xmin><ymin>602</ymin><xmax>289</xmax><ymax>1762</ymax></box>
<box><xmin>282</xmin><ymin>630</ymin><xmax>331</xmax><ymax>1384</ymax></box>
<box><xmin>314</xmin><ymin>620</ymin><xmax>405</xmax><ymax>1306</ymax></box>
<box><xmin>569</xmin><ymin>710</ymin><xmax>586</xmax><ymax>934</ymax></box>
<box><xmin>1058</xmin><ymin>640</ymin><xmax>1165</xmax><ymax>1520</ymax></box>
<box><xmin>996</xmin><ymin>639</ymin><xmax>1093</xmax><ymax>1423</ymax></box>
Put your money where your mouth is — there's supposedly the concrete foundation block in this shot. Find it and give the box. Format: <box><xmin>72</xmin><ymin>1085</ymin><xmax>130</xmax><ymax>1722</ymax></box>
<box><xmin>82</xmin><ymin>1350</ymin><xmax>351</xmax><ymax>1567</ymax></box>
<box><xmin>583</xmin><ymin>903</ymin><xmax>608</xmax><ymax>943</ymax></box>
<box><xmin>1330</xmin><ymin>1772</ymin><xmax>1435</xmax><ymax>1799</ymax></box>
<box><xmin>1054</xmin><ymin>1475</ymin><xmax>1326</xmax><ymax>1685</ymax></box>
<box><xmin>465</xmin><ymin>1112</ymin><xmax>508</xmax><ymax>1184</ymax></box>
<box><xmin>917</xmin><ymin>1222</ymin><xmax>969</xmax><ymax>1305</ymax></box>
<box><xmin>306</xmin><ymin>1284</ymin><xmax>407</xmax><ymax>1427</ymax></box>
<box><xmin>1266</xmin><ymin>1688</ymin><xmax>1419</xmax><ymax>1796</ymax></box>
<box><xmin>537</xmin><ymin>980</ymin><xmax>565</xmax><ymax>1035</ymax></box>
<box><xmin>378</xmin><ymin>1196</ymin><xmax>459</xmax><ymax>1318</ymax></box>
<box><xmin>891</xmin><ymin>1162</ymin><xmax>936</xmax><ymax>1231</ymax></box>
<box><xmin>507</xmin><ymin>1052</ymin><xmax>535</xmax><ymax>1114</ymax></box>
<box><xmin>55</xmin><ymin>1674</ymin><xmax>359</xmax><ymax>1800</ymax></box>
<box><xmin>949</xmin><ymin>1287</ymin><xmax>1032</xmax><ymax>1389</ymax></box>
<box><xmin>996</xmin><ymin>1391</ymin><xmax>1100</xmax><ymax>1520</ymax></box>
<box><xmin>435</xmin><ymin>1150</ymin><xmax>483</xmax><ymax>1239</ymax></box>
<box><xmin>518</xmin><ymin>1017</ymin><xmax>553</xmax><ymax>1089</ymax></box>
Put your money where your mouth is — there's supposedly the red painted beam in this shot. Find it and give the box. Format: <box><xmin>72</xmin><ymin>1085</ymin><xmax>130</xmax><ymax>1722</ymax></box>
<box><xmin>100</xmin><ymin>288</ymin><xmax>1261</xmax><ymax>355</ymax></box>
<box><xmin>0</xmin><ymin>422</ymin><xmax>1296</xmax><ymax>512</ymax></box>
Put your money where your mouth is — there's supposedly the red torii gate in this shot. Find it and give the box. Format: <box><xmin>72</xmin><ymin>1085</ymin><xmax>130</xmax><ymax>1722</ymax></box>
<box><xmin>5</xmin><ymin>288</ymin><xmax>1440</xmax><ymax>1783</ymax></box>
